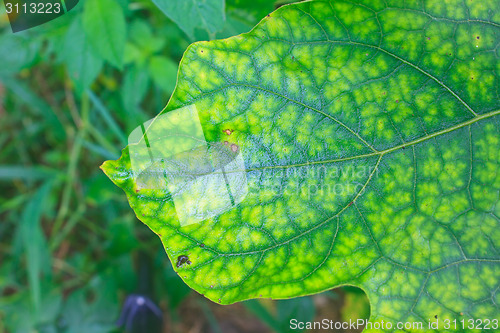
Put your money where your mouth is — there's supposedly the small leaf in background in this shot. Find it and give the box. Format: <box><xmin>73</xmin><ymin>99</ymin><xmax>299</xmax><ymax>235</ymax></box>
<box><xmin>20</xmin><ymin>182</ymin><xmax>53</xmax><ymax>316</ymax></box>
<box><xmin>0</xmin><ymin>33</ymin><xmax>40</xmax><ymax>77</ymax></box>
<box><xmin>63</xmin><ymin>17</ymin><xmax>103</xmax><ymax>93</ymax></box>
<box><xmin>82</xmin><ymin>0</ymin><xmax>126</xmax><ymax>69</ymax></box>
<box><xmin>148</xmin><ymin>56</ymin><xmax>178</xmax><ymax>94</ymax></box>
<box><xmin>124</xmin><ymin>42</ymin><xmax>145</xmax><ymax>66</ymax></box>
<box><xmin>121</xmin><ymin>65</ymin><xmax>150</xmax><ymax>128</ymax></box>
<box><xmin>129</xmin><ymin>20</ymin><xmax>166</xmax><ymax>56</ymax></box>
<box><xmin>152</xmin><ymin>0</ymin><xmax>225</xmax><ymax>40</ymax></box>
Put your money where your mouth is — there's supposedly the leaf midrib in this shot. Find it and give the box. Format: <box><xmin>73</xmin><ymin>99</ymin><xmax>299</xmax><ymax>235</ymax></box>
<box><xmin>245</xmin><ymin>107</ymin><xmax>500</xmax><ymax>172</ymax></box>
<box><xmin>177</xmin><ymin>75</ymin><xmax>499</xmax><ymax>173</ymax></box>
<box><xmin>169</xmin><ymin>109</ymin><xmax>498</xmax><ymax>268</ymax></box>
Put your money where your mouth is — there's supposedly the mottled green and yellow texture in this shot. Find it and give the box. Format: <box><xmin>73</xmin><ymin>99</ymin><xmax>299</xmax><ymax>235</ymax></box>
<box><xmin>102</xmin><ymin>0</ymin><xmax>500</xmax><ymax>331</ymax></box>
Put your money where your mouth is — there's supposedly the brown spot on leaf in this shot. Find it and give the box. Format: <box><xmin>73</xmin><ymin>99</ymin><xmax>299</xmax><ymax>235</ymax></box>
<box><xmin>176</xmin><ymin>255</ymin><xmax>191</xmax><ymax>268</ymax></box>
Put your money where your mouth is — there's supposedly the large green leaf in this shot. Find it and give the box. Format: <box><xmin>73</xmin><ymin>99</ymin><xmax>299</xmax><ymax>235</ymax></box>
<box><xmin>102</xmin><ymin>0</ymin><xmax>500</xmax><ymax>330</ymax></box>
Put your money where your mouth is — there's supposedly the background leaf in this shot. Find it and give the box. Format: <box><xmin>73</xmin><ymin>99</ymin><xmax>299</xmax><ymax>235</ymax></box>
<box><xmin>20</xmin><ymin>182</ymin><xmax>53</xmax><ymax>317</ymax></box>
<box><xmin>0</xmin><ymin>33</ymin><xmax>39</xmax><ymax>78</ymax></box>
<box><xmin>63</xmin><ymin>17</ymin><xmax>103</xmax><ymax>93</ymax></box>
<box><xmin>148</xmin><ymin>56</ymin><xmax>179</xmax><ymax>94</ymax></box>
<box><xmin>82</xmin><ymin>0</ymin><xmax>126</xmax><ymax>68</ymax></box>
<box><xmin>152</xmin><ymin>0</ymin><xmax>225</xmax><ymax>40</ymax></box>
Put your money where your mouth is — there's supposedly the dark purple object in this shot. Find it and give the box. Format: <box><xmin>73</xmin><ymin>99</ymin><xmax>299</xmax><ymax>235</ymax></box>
<box><xmin>116</xmin><ymin>294</ymin><xmax>163</xmax><ymax>333</ymax></box>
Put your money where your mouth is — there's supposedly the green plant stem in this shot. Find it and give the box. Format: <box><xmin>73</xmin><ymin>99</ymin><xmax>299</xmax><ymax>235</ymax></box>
<box><xmin>52</xmin><ymin>93</ymin><xmax>89</xmax><ymax>239</ymax></box>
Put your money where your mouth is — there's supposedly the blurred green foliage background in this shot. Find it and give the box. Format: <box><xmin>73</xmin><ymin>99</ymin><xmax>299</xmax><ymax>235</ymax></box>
<box><xmin>0</xmin><ymin>0</ymin><xmax>369</xmax><ymax>332</ymax></box>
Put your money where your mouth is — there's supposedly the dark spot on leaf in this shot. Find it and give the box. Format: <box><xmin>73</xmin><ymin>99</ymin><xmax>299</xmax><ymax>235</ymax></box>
<box><xmin>471</xmin><ymin>77</ymin><xmax>474</xmax><ymax>80</ymax></box>
<box><xmin>426</xmin><ymin>36</ymin><xmax>430</xmax><ymax>40</ymax></box>
<box><xmin>223</xmin><ymin>129</ymin><xmax>233</xmax><ymax>135</ymax></box>
<box><xmin>176</xmin><ymin>255</ymin><xmax>191</xmax><ymax>268</ymax></box>
<box><xmin>200</xmin><ymin>243</ymin><xmax>205</xmax><ymax>248</ymax></box>
<box><xmin>435</xmin><ymin>315</ymin><xmax>438</xmax><ymax>319</ymax></box>
<box><xmin>476</xmin><ymin>36</ymin><xmax>480</xmax><ymax>39</ymax></box>
<box><xmin>396</xmin><ymin>99</ymin><xmax>399</xmax><ymax>103</ymax></box>
<box><xmin>347</xmin><ymin>201</ymin><xmax>353</xmax><ymax>207</ymax></box>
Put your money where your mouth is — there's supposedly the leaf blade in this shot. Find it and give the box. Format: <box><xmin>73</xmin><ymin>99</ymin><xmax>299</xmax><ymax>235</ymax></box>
<box><xmin>102</xmin><ymin>0</ymin><xmax>500</xmax><ymax>329</ymax></box>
